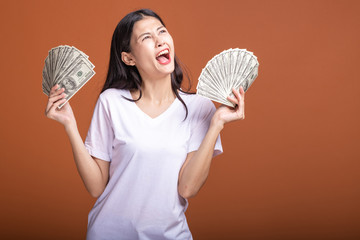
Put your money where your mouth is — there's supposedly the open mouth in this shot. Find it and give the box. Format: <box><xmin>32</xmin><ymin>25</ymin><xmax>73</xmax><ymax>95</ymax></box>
<box><xmin>156</xmin><ymin>49</ymin><xmax>171</xmax><ymax>64</ymax></box>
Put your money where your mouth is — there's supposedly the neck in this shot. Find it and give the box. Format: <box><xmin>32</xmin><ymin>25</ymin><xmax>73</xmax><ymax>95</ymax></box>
<box><xmin>134</xmin><ymin>74</ymin><xmax>175</xmax><ymax>104</ymax></box>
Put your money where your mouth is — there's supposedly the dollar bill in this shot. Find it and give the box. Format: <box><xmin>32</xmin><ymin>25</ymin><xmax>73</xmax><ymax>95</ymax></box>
<box><xmin>196</xmin><ymin>48</ymin><xmax>259</xmax><ymax>107</ymax></box>
<box><xmin>42</xmin><ymin>45</ymin><xmax>95</xmax><ymax>108</ymax></box>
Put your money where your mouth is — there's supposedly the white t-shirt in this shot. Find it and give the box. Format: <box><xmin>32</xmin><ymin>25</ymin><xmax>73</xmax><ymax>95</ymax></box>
<box><xmin>84</xmin><ymin>88</ymin><xmax>223</xmax><ymax>240</ymax></box>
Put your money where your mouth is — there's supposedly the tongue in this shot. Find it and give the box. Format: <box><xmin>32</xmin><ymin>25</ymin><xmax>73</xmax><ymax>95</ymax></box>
<box><xmin>156</xmin><ymin>55</ymin><xmax>168</xmax><ymax>63</ymax></box>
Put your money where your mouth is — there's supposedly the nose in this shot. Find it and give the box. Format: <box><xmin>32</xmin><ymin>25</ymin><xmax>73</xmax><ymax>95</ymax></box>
<box><xmin>156</xmin><ymin>36</ymin><xmax>165</xmax><ymax>47</ymax></box>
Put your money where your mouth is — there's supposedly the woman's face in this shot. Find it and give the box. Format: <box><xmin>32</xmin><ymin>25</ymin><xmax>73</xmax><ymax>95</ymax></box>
<box><xmin>125</xmin><ymin>16</ymin><xmax>175</xmax><ymax>80</ymax></box>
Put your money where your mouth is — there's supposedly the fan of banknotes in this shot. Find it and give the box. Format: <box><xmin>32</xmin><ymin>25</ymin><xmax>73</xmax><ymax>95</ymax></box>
<box><xmin>196</xmin><ymin>48</ymin><xmax>259</xmax><ymax>107</ymax></box>
<box><xmin>42</xmin><ymin>45</ymin><xmax>96</xmax><ymax>108</ymax></box>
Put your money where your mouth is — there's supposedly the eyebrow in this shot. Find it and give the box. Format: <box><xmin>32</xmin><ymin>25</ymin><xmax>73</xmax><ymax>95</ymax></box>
<box><xmin>137</xmin><ymin>26</ymin><xmax>165</xmax><ymax>40</ymax></box>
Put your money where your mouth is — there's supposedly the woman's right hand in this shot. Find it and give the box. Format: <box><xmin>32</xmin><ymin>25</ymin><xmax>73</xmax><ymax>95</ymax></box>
<box><xmin>45</xmin><ymin>84</ymin><xmax>76</xmax><ymax>128</ymax></box>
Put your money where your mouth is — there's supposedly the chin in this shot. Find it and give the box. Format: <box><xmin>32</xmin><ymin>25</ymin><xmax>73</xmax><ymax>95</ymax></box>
<box><xmin>158</xmin><ymin>63</ymin><xmax>175</xmax><ymax>76</ymax></box>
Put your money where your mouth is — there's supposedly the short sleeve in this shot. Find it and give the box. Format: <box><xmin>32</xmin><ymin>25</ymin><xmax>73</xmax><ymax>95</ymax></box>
<box><xmin>187</xmin><ymin>98</ymin><xmax>223</xmax><ymax>157</ymax></box>
<box><xmin>84</xmin><ymin>96</ymin><xmax>114</xmax><ymax>162</ymax></box>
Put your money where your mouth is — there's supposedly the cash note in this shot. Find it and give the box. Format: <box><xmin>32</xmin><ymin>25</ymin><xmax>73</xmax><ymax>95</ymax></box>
<box><xmin>197</xmin><ymin>48</ymin><xmax>259</xmax><ymax>107</ymax></box>
<box><xmin>42</xmin><ymin>45</ymin><xmax>95</xmax><ymax>108</ymax></box>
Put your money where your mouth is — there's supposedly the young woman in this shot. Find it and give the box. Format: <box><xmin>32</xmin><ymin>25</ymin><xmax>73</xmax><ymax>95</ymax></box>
<box><xmin>45</xmin><ymin>9</ymin><xmax>245</xmax><ymax>240</ymax></box>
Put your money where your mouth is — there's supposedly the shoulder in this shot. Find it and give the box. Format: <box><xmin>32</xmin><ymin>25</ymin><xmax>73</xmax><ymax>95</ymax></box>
<box><xmin>99</xmin><ymin>88</ymin><xmax>129</xmax><ymax>101</ymax></box>
<box><xmin>92</xmin><ymin>88</ymin><xmax>131</xmax><ymax>114</ymax></box>
<box><xmin>96</xmin><ymin>88</ymin><xmax>130</xmax><ymax>106</ymax></box>
<box><xmin>179</xmin><ymin>92</ymin><xmax>216</xmax><ymax>120</ymax></box>
<box><xmin>179</xmin><ymin>92</ymin><xmax>215</xmax><ymax>111</ymax></box>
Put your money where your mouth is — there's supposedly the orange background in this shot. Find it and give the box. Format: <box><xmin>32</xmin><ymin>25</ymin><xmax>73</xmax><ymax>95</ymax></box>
<box><xmin>1</xmin><ymin>0</ymin><xmax>359</xmax><ymax>239</ymax></box>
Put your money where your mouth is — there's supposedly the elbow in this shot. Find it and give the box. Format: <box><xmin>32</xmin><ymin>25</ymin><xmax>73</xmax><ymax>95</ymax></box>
<box><xmin>178</xmin><ymin>185</ymin><xmax>198</xmax><ymax>199</ymax></box>
<box><xmin>85</xmin><ymin>179</ymin><xmax>108</xmax><ymax>198</ymax></box>
<box><xmin>88</xmin><ymin>187</ymin><xmax>105</xmax><ymax>199</ymax></box>
<box><xmin>89</xmin><ymin>191</ymin><xmax>101</xmax><ymax>198</ymax></box>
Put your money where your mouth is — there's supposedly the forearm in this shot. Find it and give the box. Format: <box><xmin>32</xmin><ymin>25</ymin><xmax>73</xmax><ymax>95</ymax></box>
<box><xmin>65</xmin><ymin>123</ymin><xmax>107</xmax><ymax>198</ymax></box>
<box><xmin>178</xmin><ymin>86</ymin><xmax>245</xmax><ymax>198</ymax></box>
<box><xmin>178</xmin><ymin>121</ymin><xmax>223</xmax><ymax>198</ymax></box>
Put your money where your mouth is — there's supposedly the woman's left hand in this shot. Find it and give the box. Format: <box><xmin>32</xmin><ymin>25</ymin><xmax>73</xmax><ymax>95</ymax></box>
<box><xmin>211</xmin><ymin>86</ymin><xmax>245</xmax><ymax>129</ymax></box>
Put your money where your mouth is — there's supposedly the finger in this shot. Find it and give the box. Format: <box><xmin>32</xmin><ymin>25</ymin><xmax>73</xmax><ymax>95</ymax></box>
<box><xmin>49</xmin><ymin>92</ymin><xmax>67</xmax><ymax>103</ymax></box>
<box><xmin>49</xmin><ymin>87</ymin><xmax>65</xmax><ymax>98</ymax></box>
<box><xmin>231</xmin><ymin>87</ymin><xmax>245</xmax><ymax>118</ymax></box>
<box><xmin>239</xmin><ymin>86</ymin><xmax>245</xmax><ymax>99</ymax></box>
<box><xmin>226</xmin><ymin>95</ymin><xmax>239</xmax><ymax>106</ymax></box>
<box><xmin>46</xmin><ymin>92</ymin><xmax>66</xmax><ymax>112</ymax></box>
<box><xmin>47</xmin><ymin>98</ymin><xmax>67</xmax><ymax>116</ymax></box>
<box><xmin>239</xmin><ymin>87</ymin><xmax>245</xmax><ymax>108</ymax></box>
<box><xmin>49</xmin><ymin>84</ymin><xmax>60</xmax><ymax>95</ymax></box>
<box><xmin>238</xmin><ymin>87</ymin><xmax>245</xmax><ymax>119</ymax></box>
<box><xmin>53</xmin><ymin>97</ymin><xmax>67</xmax><ymax>109</ymax></box>
<box><xmin>232</xmin><ymin>87</ymin><xmax>242</xmax><ymax>103</ymax></box>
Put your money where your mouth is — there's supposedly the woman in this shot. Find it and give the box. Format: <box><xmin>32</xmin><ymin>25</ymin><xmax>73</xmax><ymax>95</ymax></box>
<box><xmin>45</xmin><ymin>9</ymin><xmax>245</xmax><ymax>240</ymax></box>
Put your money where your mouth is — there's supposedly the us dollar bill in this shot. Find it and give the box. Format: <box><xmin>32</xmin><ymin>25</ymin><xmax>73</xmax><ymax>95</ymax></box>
<box><xmin>42</xmin><ymin>45</ymin><xmax>95</xmax><ymax>108</ymax></box>
<box><xmin>57</xmin><ymin>58</ymin><xmax>95</xmax><ymax>108</ymax></box>
<box><xmin>196</xmin><ymin>48</ymin><xmax>259</xmax><ymax>107</ymax></box>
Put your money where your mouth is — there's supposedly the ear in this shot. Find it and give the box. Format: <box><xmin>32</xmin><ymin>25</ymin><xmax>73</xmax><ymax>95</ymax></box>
<box><xmin>121</xmin><ymin>52</ymin><xmax>136</xmax><ymax>66</ymax></box>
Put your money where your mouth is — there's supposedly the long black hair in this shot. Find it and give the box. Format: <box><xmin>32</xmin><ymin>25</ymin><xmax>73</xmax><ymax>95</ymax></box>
<box><xmin>101</xmin><ymin>9</ymin><xmax>193</xmax><ymax>119</ymax></box>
